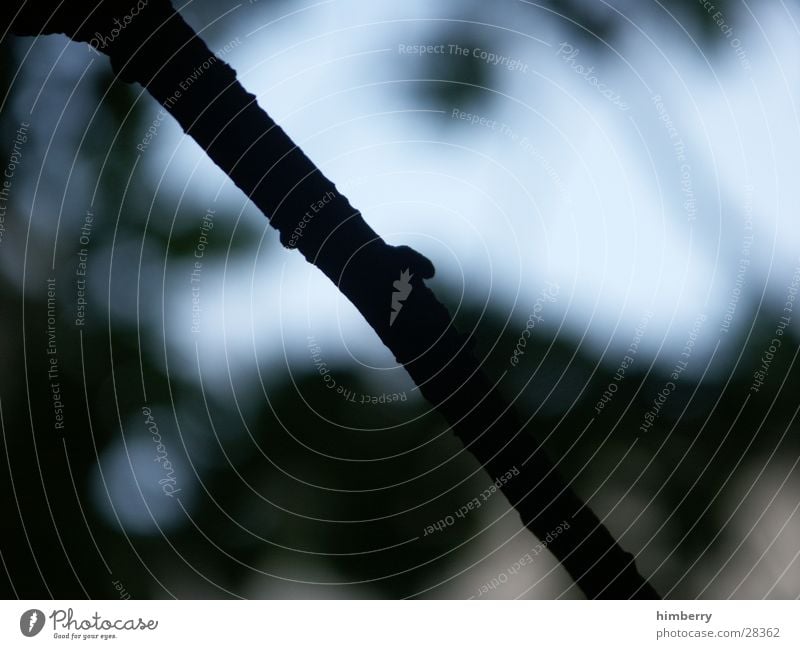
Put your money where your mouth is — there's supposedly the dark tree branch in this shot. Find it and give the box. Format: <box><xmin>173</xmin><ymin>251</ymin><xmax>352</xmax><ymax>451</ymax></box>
<box><xmin>6</xmin><ymin>0</ymin><xmax>658</xmax><ymax>598</ymax></box>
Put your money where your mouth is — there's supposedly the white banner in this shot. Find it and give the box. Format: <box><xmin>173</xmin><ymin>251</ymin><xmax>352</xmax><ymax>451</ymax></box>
<box><xmin>0</xmin><ymin>600</ymin><xmax>797</xmax><ymax>648</ymax></box>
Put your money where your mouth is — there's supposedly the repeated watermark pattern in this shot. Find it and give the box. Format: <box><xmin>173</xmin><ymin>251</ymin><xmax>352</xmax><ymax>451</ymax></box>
<box><xmin>142</xmin><ymin>407</ymin><xmax>181</xmax><ymax>497</ymax></box>
<box><xmin>639</xmin><ymin>314</ymin><xmax>706</xmax><ymax>434</ymax></box>
<box><xmin>474</xmin><ymin>520</ymin><xmax>571</xmax><ymax>597</ymax></box>
<box><xmin>307</xmin><ymin>336</ymin><xmax>406</xmax><ymax>403</ymax></box>
<box><xmin>720</xmin><ymin>186</ymin><xmax>754</xmax><ymax>334</ymax></box>
<box><xmin>46</xmin><ymin>278</ymin><xmax>66</xmax><ymax>433</ymax></box>
<box><xmin>286</xmin><ymin>190</ymin><xmax>335</xmax><ymax>249</ymax></box>
<box><xmin>750</xmin><ymin>258</ymin><xmax>800</xmax><ymax>393</ymax></box>
<box><xmin>652</xmin><ymin>94</ymin><xmax>696</xmax><ymax>222</ymax></box>
<box><xmin>557</xmin><ymin>42</ymin><xmax>630</xmax><ymax>111</ymax></box>
<box><xmin>0</xmin><ymin>121</ymin><xmax>29</xmax><ymax>247</ymax></box>
<box><xmin>698</xmin><ymin>1</ymin><xmax>752</xmax><ymax>71</ymax></box>
<box><xmin>190</xmin><ymin>208</ymin><xmax>215</xmax><ymax>334</ymax></box>
<box><xmin>87</xmin><ymin>0</ymin><xmax>150</xmax><ymax>53</ymax></box>
<box><xmin>595</xmin><ymin>310</ymin><xmax>653</xmax><ymax>415</ymax></box>
<box><xmin>422</xmin><ymin>467</ymin><xmax>519</xmax><ymax>537</ymax></box>
<box><xmin>399</xmin><ymin>42</ymin><xmax>529</xmax><ymax>73</ymax></box>
<box><xmin>2</xmin><ymin>0</ymin><xmax>798</xmax><ymax>611</ymax></box>
<box><xmin>510</xmin><ymin>282</ymin><xmax>559</xmax><ymax>367</ymax></box>
<box><xmin>74</xmin><ymin>210</ymin><xmax>94</xmax><ymax>328</ymax></box>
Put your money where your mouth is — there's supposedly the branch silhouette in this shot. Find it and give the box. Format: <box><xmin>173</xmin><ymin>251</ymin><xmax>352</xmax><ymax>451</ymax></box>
<box><xmin>6</xmin><ymin>0</ymin><xmax>659</xmax><ymax>599</ymax></box>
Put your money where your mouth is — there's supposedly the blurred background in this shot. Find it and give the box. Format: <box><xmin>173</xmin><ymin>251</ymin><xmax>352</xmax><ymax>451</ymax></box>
<box><xmin>1</xmin><ymin>0</ymin><xmax>799</xmax><ymax>599</ymax></box>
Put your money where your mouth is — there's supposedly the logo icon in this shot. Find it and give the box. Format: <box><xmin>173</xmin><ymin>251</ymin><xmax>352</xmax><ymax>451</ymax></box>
<box><xmin>20</xmin><ymin>609</ymin><xmax>45</xmax><ymax>637</ymax></box>
<box><xmin>390</xmin><ymin>268</ymin><xmax>414</xmax><ymax>326</ymax></box>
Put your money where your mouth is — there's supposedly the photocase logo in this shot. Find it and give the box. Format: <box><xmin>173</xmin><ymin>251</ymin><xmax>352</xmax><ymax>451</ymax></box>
<box><xmin>390</xmin><ymin>268</ymin><xmax>414</xmax><ymax>326</ymax></box>
<box><xmin>20</xmin><ymin>609</ymin><xmax>45</xmax><ymax>637</ymax></box>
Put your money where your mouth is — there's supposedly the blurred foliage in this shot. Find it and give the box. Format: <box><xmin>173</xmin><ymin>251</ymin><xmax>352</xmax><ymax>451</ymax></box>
<box><xmin>1</xmin><ymin>0</ymin><xmax>798</xmax><ymax>600</ymax></box>
<box><xmin>409</xmin><ymin>0</ymin><xmax>760</xmax><ymax>114</ymax></box>
<box><xmin>541</xmin><ymin>0</ymin><xmax>740</xmax><ymax>45</ymax></box>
